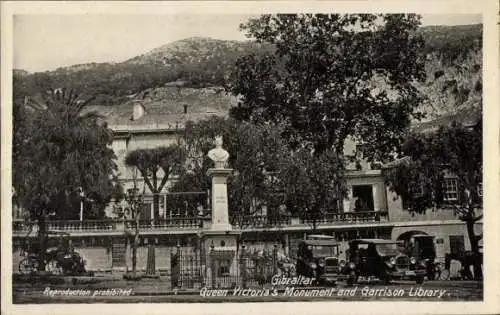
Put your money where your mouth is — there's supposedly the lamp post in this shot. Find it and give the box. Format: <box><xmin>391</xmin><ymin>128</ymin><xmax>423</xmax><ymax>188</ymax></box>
<box><xmin>78</xmin><ymin>187</ymin><xmax>85</xmax><ymax>222</ymax></box>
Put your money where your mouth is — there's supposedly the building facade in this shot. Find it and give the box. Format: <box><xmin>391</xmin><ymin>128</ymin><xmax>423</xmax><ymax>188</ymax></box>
<box><xmin>12</xmin><ymin>87</ymin><xmax>482</xmax><ymax>275</ymax></box>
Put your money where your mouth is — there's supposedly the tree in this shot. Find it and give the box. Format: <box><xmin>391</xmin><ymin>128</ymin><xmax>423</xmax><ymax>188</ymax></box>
<box><xmin>123</xmin><ymin>181</ymin><xmax>144</xmax><ymax>279</ymax></box>
<box><xmin>280</xmin><ymin>148</ymin><xmax>346</xmax><ymax>230</ymax></box>
<box><xmin>226</xmin><ymin>14</ymin><xmax>426</xmax><ymax>161</ymax></box>
<box><xmin>13</xmin><ymin>88</ymin><xmax>117</xmax><ymax>270</ymax></box>
<box><xmin>172</xmin><ymin>117</ymin><xmax>290</xmax><ymax>228</ymax></box>
<box><xmin>174</xmin><ymin>116</ymin><xmax>347</xmax><ymax>233</ymax></box>
<box><xmin>124</xmin><ymin>145</ymin><xmax>185</xmax><ymax>221</ymax></box>
<box><xmin>385</xmin><ymin>120</ymin><xmax>482</xmax><ymax>279</ymax></box>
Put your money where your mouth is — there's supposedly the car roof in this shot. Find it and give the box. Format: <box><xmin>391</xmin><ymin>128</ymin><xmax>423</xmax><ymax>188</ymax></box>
<box><xmin>307</xmin><ymin>234</ymin><xmax>335</xmax><ymax>240</ymax></box>
<box><xmin>349</xmin><ymin>239</ymin><xmax>400</xmax><ymax>245</ymax></box>
<box><xmin>300</xmin><ymin>239</ymin><xmax>339</xmax><ymax>246</ymax></box>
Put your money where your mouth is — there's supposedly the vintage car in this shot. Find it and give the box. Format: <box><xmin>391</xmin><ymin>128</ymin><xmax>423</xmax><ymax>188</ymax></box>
<box><xmin>407</xmin><ymin>234</ymin><xmax>441</xmax><ymax>280</ymax></box>
<box><xmin>296</xmin><ymin>237</ymin><xmax>341</xmax><ymax>285</ymax></box>
<box><xmin>19</xmin><ymin>231</ymin><xmax>87</xmax><ymax>275</ymax></box>
<box><xmin>341</xmin><ymin>239</ymin><xmax>426</xmax><ymax>285</ymax></box>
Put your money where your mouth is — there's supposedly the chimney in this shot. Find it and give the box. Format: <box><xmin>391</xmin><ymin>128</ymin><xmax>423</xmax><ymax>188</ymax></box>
<box><xmin>183</xmin><ymin>104</ymin><xmax>188</xmax><ymax>114</ymax></box>
<box><xmin>132</xmin><ymin>102</ymin><xmax>145</xmax><ymax>121</ymax></box>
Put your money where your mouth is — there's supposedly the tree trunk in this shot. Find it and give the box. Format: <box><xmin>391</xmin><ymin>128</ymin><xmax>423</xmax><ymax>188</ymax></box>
<box><xmin>132</xmin><ymin>215</ymin><xmax>140</xmax><ymax>276</ymax></box>
<box><xmin>132</xmin><ymin>233</ymin><xmax>138</xmax><ymax>276</ymax></box>
<box><xmin>37</xmin><ymin>211</ymin><xmax>47</xmax><ymax>272</ymax></box>
<box><xmin>152</xmin><ymin>171</ymin><xmax>160</xmax><ymax>223</ymax></box>
<box><xmin>153</xmin><ymin>193</ymin><xmax>160</xmax><ymax>223</ymax></box>
<box><xmin>465</xmin><ymin>218</ymin><xmax>482</xmax><ymax>280</ymax></box>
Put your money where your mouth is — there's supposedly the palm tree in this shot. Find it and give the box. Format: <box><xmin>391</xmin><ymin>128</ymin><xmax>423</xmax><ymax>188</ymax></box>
<box><xmin>14</xmin><ymin>88</ymin><xmax>116</xmax><ymax>271</ymax></box>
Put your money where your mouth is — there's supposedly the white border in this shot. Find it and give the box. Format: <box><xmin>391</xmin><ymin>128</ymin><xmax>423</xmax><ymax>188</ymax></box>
<box><xmin>2</xmin><ymin>1</ymin><xmax>499</xmax><ymax>315</ymax></box>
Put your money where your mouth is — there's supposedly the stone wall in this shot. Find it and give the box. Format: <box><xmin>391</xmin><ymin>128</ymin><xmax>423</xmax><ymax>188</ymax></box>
<box><xmin>78</xmin><ymin>247</ymin><xmax>112</xmax><ymax>270</ymax></box>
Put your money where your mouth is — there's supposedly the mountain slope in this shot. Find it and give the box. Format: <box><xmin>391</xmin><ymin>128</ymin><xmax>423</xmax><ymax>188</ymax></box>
<box><xmin>13</xmin><ymin>24</ymin><xmax>482</xmax><ymax>127</ymax></box>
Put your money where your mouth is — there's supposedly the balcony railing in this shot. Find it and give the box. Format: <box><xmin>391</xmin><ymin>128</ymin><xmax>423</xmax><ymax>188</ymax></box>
<box><xmin>47</xmin><ymin>220</ymin><xmax>118</xmax><ymax>231</ymax></box>
<box><xmin>300</xmin><ymin>211</ymin><xmax>389</xmax><ymax>225</ymax></box>
<box><xmin>12</xmin><ymin>211</ymin><xmax>389</xmax><ymax>234</ymax></box>
<box><xmin>13</xmin><ymin>220</ymin><xmax>33</xmax><ymax>234</ymax></box>
<box><xmin>230</xmin><ymin>215</ymin><xmax>292</xmax><ymax>229</ymax></box>
<box><xmin>12</xmin><ymin>219</ymin><xmax>119</xmax><ymax>235</ymax></box>
<box><xmin>125</xmin><ymin>217</ymin><xmax>206</xmax><ymax>230</ymax></box>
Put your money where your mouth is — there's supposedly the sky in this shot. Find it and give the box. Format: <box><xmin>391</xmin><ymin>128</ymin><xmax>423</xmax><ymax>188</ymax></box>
<box><xmin>13</xmin><ymin>14</ymin><xmax>482</xmax><ymax>73</ymax></box>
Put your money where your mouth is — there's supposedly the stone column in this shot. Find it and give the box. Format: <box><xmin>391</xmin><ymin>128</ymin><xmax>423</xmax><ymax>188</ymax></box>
<box><xmin>372</xmin><ymin>183</ymin><xmax>379</xmax><ymax>211</ymax></box>
<box><xmin>284</xmin><ymin>234</ymin><xmax>290</xmax><ymax>256</ymax></box>
<box><xmin>378</xmin><ymin>182</ymin><xmax>388</xmax><ymax>211</ymax></box>
<box><xmin>343</xmin><ymin>185</ymin><xmax>353</xmax><ymax>212</ymax></box>
<box><xmin>206</xmin><ymin>168</ymin><xmax>233</xmax><ymax>231</ymax></box>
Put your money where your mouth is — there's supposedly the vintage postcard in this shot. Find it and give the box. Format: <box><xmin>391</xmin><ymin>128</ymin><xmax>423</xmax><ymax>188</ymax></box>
<box><xmin>1</xmin><ymin>1</ymin><xmax>499</xmax><ymax>314</ymax></box>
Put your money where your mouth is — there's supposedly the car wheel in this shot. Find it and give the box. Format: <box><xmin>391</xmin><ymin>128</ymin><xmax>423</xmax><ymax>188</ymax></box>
<box><xmin>427</xmin><ymin>271</ymin><xmax>435</xmax><ymax>281</ymax></box>
<box><xmin>439</xmin><ymin>269</ymin><xmax>450</xmax><ymax>281</ymax></box>
<box><xmin>46</xmin><ymin>260</ymin><xmax>63</xmax><ymax>275</ymax></box>
<box><xmin>433</xmin><ymin>263</ymin><xmax>442</xmax><ymax>281</ymax></box>
<box><xmin>415</xmin><ymin>276</ymin><xmax>424</xmax><ymax>284</ymax></box>
<box><xmin>380</xmin><ymin>272</ymin><xmax>391</xmax><ymax>285</ymax></box>
<box><xmin>347</xmin><ymin>271</ymin><xmax>357</xmax><ymax>286</ymax></box>
<box><xmin>19</xmin><ymin>258</ymin><xmax>36</xmax><ymax>274</ymax></box>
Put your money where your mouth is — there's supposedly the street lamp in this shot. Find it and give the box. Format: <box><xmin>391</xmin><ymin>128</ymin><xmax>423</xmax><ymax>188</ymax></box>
<box><xmin>78</xmin><ymin>187</ymin><xmax>85</xmax><ymax>222</ymax></box>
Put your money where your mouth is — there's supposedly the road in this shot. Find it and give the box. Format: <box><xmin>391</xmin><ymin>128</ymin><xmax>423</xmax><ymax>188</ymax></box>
<box><xmin>12</xmin><ymin>280</ymin><xmax>482</xmax><ymax>303</ymax></box>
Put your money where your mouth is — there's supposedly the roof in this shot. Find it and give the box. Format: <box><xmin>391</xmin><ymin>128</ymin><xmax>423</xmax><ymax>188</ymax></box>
<box><xmin>83</xmin><ymin>86</ymin><xmax>236</xmax><ymax>133</ymax></box>
<box><xmin>307</xmin><ymin>234</ymin><xmax>335</xmax><ymax>240</ymax></box>
<box><xmin>411</xmin><ymin>105</ymin><xmax>481</xmax><ymax>134</ymax></box>
<box><xmin>381</xmin><ymin>156</ymin><xmax>412</xmax><ymax>169</ymax></box>
<box><xmin>349</xmin><ymin>239</ymin><xmax>400</xmax><ymax>245</ymax></box>
<box><xmin>300</xmin><ymin>239</ymin><xmax>339</xmax><ymax>246</ymax></box>
<box><xmin>411</xmin><ymin>234</ymin><xmax>434</xmax><ymax>238</ymax></box>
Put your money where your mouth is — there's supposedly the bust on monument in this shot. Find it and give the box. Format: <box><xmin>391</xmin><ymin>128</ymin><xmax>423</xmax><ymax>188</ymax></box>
<box><xmin>207</xmin><ymin>136</ymin><xmax>229</xmax><ymax>169</ymax></box>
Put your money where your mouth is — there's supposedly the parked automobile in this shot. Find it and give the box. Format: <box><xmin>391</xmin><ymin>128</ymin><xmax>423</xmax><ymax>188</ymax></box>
<box><xmin>341</xmin><ymin>239</ymin><xmax>426</xmax><ymax>285</ymax></box>
<box><xmin>19</xmin><ymin>231</ymin><xmax>87</xmax><ymax>275</ymax></box>
<box><xmin>407</xmin><ymin>235</ymin><xmax>441</xmax><ymax>280</ymax></box>
<box><xmin>45</xmin><ymin>247</ymin><xmax>87</xmax><ymax>275</ymax></box>
<box><xmin>296</xmin><ymin>238</ymin><xmax>341</xmax><ymax>285</ymax></box>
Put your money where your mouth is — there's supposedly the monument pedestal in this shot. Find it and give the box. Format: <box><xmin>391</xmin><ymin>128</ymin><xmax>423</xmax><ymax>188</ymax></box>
<box><xmin>202</xmin><ymin>167</ymin><xmax>241</xmax><ymax>287</ymax></box>
<box><xmin>200</xmin><ymin>231</ymin><xmax>241</xmax><ymax>288</ymax></box>
<box><xmin>207</xmin><ymin>168</ymin><xmax>233</xmax><ymax>231</ymax></box>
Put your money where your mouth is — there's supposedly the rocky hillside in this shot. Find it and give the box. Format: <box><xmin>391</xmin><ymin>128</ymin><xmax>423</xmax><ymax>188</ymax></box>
<box><xmin>415</xmin><ymin>24</ymin><xmax>482</xmax><ymax>126</ymax></box>
<box><xmin>127</xmin><ymin>36</ymin><xmax>271</xmax><ymax>66</ymax></box>
<box><xmin>13</xmin><ymin>24</ymin><xmax>482</xmax><ymax>126</ymax></box>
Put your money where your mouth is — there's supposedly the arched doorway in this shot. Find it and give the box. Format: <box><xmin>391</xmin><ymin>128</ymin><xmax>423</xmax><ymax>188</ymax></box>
<box><xmin>396</xmin><ymin>230</ymin><xmax>431</xmax><ymax>257</ymax></box>
<box><xmin>396</xmin><ymin>230</ymin><xmax>429</xmax><ymax>242</ymax></box>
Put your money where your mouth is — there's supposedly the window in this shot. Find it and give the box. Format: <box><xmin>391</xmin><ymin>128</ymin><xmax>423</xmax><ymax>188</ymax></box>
<box><xmin>449</xmin><ymin>235</ymin><xmax>465</xmax><ymax>255</ymax></box>
<box><xmin>443</xmin><ymin>178</ymin><xmax>458</xmax><ymax>202</ymax></box>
